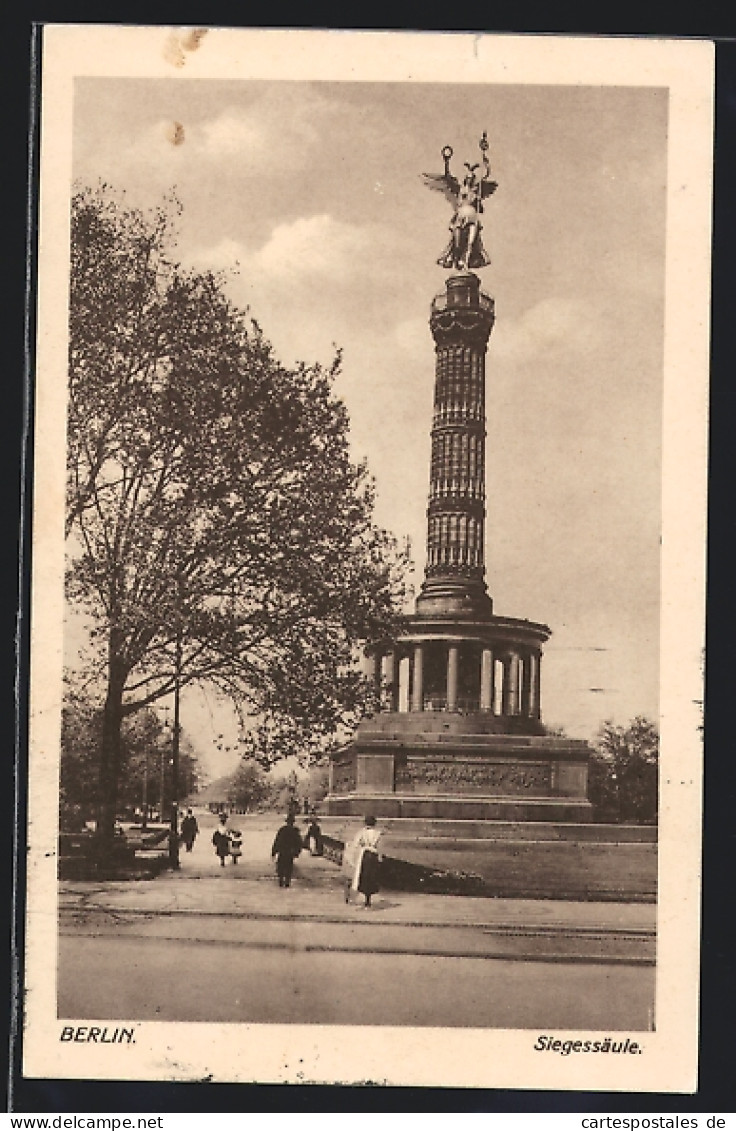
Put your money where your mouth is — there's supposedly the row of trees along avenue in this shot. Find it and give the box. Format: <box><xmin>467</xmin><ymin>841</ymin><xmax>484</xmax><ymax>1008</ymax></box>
<box><xmin>66</xmin><ymin>185</ymin><xmax>409</xmax><ymax>849</ymax></box>
<box><xmin>587</xmin><ymin>716</ymin><xmax>659</xmax><ymax>824</ymax></box>
<box><xmin>61</xmin><ymin>686</ymin><xmax>201</xmax><ymax>830</ymax></box>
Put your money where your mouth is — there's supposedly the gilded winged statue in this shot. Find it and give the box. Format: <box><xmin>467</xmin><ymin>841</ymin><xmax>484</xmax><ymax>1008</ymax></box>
<box><xmin>422</xmin><ymin>132</ymin><xmax>498</xmax><ymax>271</ymax></box>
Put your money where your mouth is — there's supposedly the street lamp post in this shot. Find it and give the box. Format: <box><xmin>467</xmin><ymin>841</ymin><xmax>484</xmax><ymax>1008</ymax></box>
<box><xmin>168</xmin><ymin>630</ymin><xmax>182</xmax><ymax>869</ymax></box>
<box><xmin>160</xmin><ymin>740</ymin><xmax>166</xmax><ymax>822</ymax></box>
<box><xmin>141</xmin><ymin>746</ymin><xmax>148</xmax><ymax>830</ymax></box>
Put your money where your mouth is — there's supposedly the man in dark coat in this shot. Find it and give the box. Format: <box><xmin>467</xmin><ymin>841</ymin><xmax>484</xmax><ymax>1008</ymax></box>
<box><xmin>181</xmin><ymin>809</ymin><xmax>198</xmax><ymax>852</ymax></box>
<box><xmin>305</xmin><ymin>816</ymin><xmax>324</xmax><ymax>856</ymax></box>
<box><xmin>271</xmin><ymin>813</ymin><xmax>303</xmax><ymax>887</ymax></box>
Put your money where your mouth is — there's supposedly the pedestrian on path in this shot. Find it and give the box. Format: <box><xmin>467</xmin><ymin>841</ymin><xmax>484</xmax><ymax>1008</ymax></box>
<box><xmin>228</xmin><ymin>825</ymin><xmax>243</xmax><ymax>865</ymax></box>
<box><xmin>271</xmin><ymin>813</ymin><xmax>303</xmax><ymax>888</ymax></box>
<box><xmin>304</xmin><ymin>815</ymin><xmax>324</xmax><ymax>856</ymax></box>
<box><xmin>341</xmin><ymin>828</ymin><xmax>358</xmax><ymax>904</ymax></box>
<box><xmin>212</xmin><ymin>812</ymin><xmax>230</xmax><ymax>867</ymax></box>
<box><xmin>348</xmin><ymin>815</ymin><xmax>383</xmax><ymax>908</ymax></box>
<box><xmin>181</xmin><ymin>809</ymin><xmax>198</xmax><ymax>853</ymax></box>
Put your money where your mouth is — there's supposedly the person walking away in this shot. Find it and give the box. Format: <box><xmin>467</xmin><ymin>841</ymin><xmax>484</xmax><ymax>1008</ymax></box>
<box><xmin>212</xmin><ymin>812</ymin><xmax>230</xmax><ymax>868</ymax></box>
<box><xmin>271</xmin><ymin>813</ymin><xmax>303</xmax><ymax>888</ymax></box>
<box><xmin>228</xmin><ymin>825</ymin><xmax>243</xmax><ymax>864</ymax></box>
<box><xmin>350</xmin><ymin>815</ymin><xmax>383</xmax><ymax>908</ymax></box>
<box><xmin>181</xmin><ymin>809</ymin><xmax>198</xmax><ymax>853</ymax></box>
<box><xmin>305</xmin><ymin>815</ymin><xmax>324</xmax><ymax>856</ymax></box>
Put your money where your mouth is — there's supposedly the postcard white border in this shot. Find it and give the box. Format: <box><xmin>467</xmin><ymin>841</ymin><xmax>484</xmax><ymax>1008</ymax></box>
<box><xmin>23</xmin><ymin>26</ymin><xmax>713</xmax><ymax>1091</ymax></box>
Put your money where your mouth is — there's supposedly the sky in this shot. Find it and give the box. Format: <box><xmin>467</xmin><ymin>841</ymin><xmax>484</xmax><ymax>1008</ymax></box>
<box><xmin>70</xmin><ymin>75</ymin><xmax>668</xmax><ymax>776</ymax></box>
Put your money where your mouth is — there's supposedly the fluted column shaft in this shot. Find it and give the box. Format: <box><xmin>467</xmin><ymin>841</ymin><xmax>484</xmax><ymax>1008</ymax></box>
<box><xmin>501</xmin><ymin>653</ymin><xmax>521</xmax><ymax>716</ymax></box>
<box><xmin>480</xmin><ymin>647</ymin><xmax>494</xmax><ymax>712</ymax></box>
<box><xmin>520</xmin><ymin>652</ymin><xmax>533</xmax><ymax>717</ymax></box>
<box><xmin>383</xmin><ymin>650</ymin><xmax>398</xmax><ymax>712</ymax></box>
<box><xmin>531</xmin><ymin>652</ymin><xmax>542</xmax><ymax>719</ymax></box>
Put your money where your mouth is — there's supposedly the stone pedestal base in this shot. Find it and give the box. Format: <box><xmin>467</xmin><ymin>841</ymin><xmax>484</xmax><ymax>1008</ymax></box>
<box><xmin>326</xmin><ymin>712</ymin><xmax>593</xmax><ymax>822</ymax></box>
<box><xmin>326</xmin><ymin>793</ymin><xmax>592</xmax><ymax>821</ymax></box>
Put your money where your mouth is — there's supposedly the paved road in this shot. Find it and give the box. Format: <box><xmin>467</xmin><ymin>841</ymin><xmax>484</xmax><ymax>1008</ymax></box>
<box><xmin>58</xmin><ymin>810</ymin><xmax>656</xmax><ymax>1030</ymax></box>
<box><xmin>59</xmin><ymin>929</ymin><xmax>653</xmax><ymax>1028</ymax></box>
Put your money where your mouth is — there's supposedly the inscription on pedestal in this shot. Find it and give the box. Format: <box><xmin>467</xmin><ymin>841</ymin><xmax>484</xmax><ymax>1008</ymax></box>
<box><xmin>395</xmin><ymin>758</ymin><xmax>550</xmax><ymax>795</ymax></box>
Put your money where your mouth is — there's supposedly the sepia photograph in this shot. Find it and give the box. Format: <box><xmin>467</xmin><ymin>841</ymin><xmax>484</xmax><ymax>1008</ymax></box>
<box><xmin>22</xmin><ymin>26</ymin><xmax>711</xmax><ymax>1091</ymax></box>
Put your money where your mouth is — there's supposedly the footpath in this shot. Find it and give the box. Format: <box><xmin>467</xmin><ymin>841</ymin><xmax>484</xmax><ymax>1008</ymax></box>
<box><xmin>59</xmin><ymin>813</ymin><xmax>655</xmax><ymax>965</ymax></box>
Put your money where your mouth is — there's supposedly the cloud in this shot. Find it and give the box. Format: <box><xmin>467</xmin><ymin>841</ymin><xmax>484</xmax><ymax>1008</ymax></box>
<box><xmin>253</xmin><ymin>214</ymin><xmax>374</xmax><ymax>283</ymax></box>
<box><xmin>117</xmin><ymin>119</ymin><xmax>192</xmax><ymax>168</ymax></box>
<box><xmin>394</xmin><ymin>316</ymin><xmax>430</xmax><ymax>356</ymax></box>
<box><xmin>100</xmin><ymin>114</ymin><xmax>266</xmax><ymax>177</ymax></box>
<box><xmin>190</xmin><ymin>212</ymin><xmax>393</xmax><ymax>288</ymax></box>
<box><xmin>186</xmin><ymin>236</ymin><xmax>245</xmax><ymax>274</ymax></box>
<box><xmin>194</xmin><ymin>85</ymin><xmax>346</xmax><ymax>167</ymax></box>
<box><xmin>175</xmin><ymin>84</ymin><xmax>347</xmax><ymax>171</ymax></box>
<box><xmin>199</xmin><ymin>111</ymin><xmax>267</xmax><ymax>159</ymax></box>
<box><xmin>76</xmin><ymin>83</ymin><xmax>349</xmax><ymax>193</ymax></box>
<box><xmin>492</xmin><ymin>296</ymin><xmax>600</xmax><ymax>362</ymax></box>
<box><xmin>185</xmin><ymin>219</ymin><xmax>378</xmax><ymax>364</ymax></box>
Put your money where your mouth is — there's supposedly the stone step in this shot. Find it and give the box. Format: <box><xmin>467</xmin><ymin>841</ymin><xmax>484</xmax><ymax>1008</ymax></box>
<box><xmin>319</xmin><ymin>816</ymin><xmax>656</xmax><ymax>843</ymax></box>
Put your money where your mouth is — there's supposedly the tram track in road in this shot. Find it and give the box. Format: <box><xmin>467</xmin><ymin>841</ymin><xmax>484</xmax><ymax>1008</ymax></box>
<box><xmin>59</xmin><ymin>906</ymin><xmax>655</xmax><ymax>965</ymax></box>
<box><xmin>58</xmin><ymin>931</ymin><xmax>656</xmax><ymax>1028</ymax></box>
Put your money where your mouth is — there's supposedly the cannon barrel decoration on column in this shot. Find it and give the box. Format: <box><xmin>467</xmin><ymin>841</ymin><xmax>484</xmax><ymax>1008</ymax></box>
<box><xmin>418</xmin><ymin>271</ymin><xmax>494</xmax><ymax>620</ymax></box>
<box><xmin>327</xmin><ymin>133</ymin><xmax>592</xmax><ymax>822</ymax></box>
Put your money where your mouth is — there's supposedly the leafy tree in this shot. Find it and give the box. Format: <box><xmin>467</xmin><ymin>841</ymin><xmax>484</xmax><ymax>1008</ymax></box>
<box><xmin>305</xmin><ymin>761</ymin><xmax>330</xmax><ymax>808</ymax></box>
<box><xmin>117</xmin><ymin>714</ymin><xmax>200</xmax><ymax>818</ymax></box>
<box><xmin>589</xmin><ymin>716</ymin><xmax>659</xmax><ymax>823</ymax></box>
<box><xmin>226</xmin><ymin>760</ymin><xmax>270</xmax><ymax>812</ymax></box>
<box><xmin>60</xmin><ymin>687</ymin><xmax>102</xmax><ymax>828</ymax></box>
<box><xmin>61</xmin><ymin>689</ymin><xmax>202</xmax><ymax>825</ymax></box>
<box><xmin>66</xmin><ymin>185</ymin><xmax>408</xmax><ymax>844</ymax></box>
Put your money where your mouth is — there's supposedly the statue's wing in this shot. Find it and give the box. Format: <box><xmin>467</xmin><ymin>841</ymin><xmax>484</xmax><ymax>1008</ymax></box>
<box><xmin>422</xmin><ymin>172</ymin><xmax>459</xmax><ymax>207</ymax></box>
<box><xmin>480</xmin><ymin>178</ymin><xmax>499</xmax><ymax>199</ymax></box>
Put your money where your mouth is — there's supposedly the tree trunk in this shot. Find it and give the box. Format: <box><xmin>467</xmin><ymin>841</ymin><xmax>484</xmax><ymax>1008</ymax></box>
<box><xmin>96</xmin><ymin>662</ymin><xmax>126</xmax><ymax>849</ymax></box>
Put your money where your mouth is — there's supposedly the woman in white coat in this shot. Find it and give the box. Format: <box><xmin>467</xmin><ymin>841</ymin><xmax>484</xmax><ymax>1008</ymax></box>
<box><xmin>344</xmin><ymin>815</ymin><xmax>383</xmax><ymax>907</ymax></box>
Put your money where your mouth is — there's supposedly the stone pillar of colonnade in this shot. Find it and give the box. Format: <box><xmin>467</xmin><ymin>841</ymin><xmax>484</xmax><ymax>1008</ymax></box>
<box><xmin>531</xmin><ymin>651</ymin><xmax>542</xmax><ymax>720</ymax></box>
<box><xmin>370</xmin><ymin>649</ymin><xmax>382</xmax><ymax>710</ymax></box>
<box><xmin>411</xmin><ymin>645</ymin><xmax>424</xmax><ymax>712</ymax></box>
<box><xmin>501</xmin><ymin>653</ymin><xmax>521</xmax><ymax>716</ymax></box>
<box><xmin>398</xmin><ymin>655</ymin><xmax>411</xmax><ymax>713</ymax></box>
<box><xmin>520</xmin><ymin>651</ymin><xmax>533</xmax><ymax>717</ymax></box>
<box><xmin>446</xmin><ymin>645</ymin><xmax>459</xmax><ymax>712</ymax></box>
<box><xmin>382</xmin><ymin>650</ymin><xmax>398</xmax><ymax>712</ymax></box>
<box><xmin>480</xmin><ymin>647</ymin><xmax>494</xmax><ymax>712</ymax></box>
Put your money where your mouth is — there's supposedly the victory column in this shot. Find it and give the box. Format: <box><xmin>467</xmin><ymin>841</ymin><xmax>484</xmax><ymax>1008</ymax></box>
<box><xmin>327</xmin><ymin>134</ymin><xmax>592</xmax><ymax>822</ymax></box>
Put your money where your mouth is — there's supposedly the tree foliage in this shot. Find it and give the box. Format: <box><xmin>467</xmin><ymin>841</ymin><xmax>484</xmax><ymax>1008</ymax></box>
<box><xmin>60</xmin><ymin>688</ymin><xmax>102</xmax><ymax>826</ymax></box>
<box><xmin>60</xmin><ymin>688</ymin><xmax>201</xmax><ymax>828</ymax></box>
<box><xmin>66</xmin><ymin>185</ymin><xmax>409</xmax><ymax>840</ymax></box>
<box><xmin>305</xmin><ymin>761</ymin><xmax>330</xmax><ymax>808</ymax></box>
<box><xmin>589</xmin><ymin>716</ymin><xmax>659</xmax><ymax>824</ymax></box>
<box><xmin>226</xmin><ymin>760</ymin><xmax>270</xmax><ymax>813</ymax></box>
